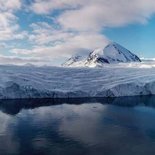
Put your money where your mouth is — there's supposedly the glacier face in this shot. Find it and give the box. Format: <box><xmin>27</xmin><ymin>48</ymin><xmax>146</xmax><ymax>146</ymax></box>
<box><xmin>62</xmin><ymin>42</ymin><xmax>141</xmax><ymax>67</ymax></box>
<box><xmin>0</xmin><ymin>62</ymin><xmax>155</xmax><ymax>99</ymax></box>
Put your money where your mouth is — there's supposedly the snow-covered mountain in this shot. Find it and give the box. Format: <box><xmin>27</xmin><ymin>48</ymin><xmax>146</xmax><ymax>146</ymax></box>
<box><xmin>62</xmin><ymin>42</ymin><xmax>141</xmax><ymax>67</ymax></box>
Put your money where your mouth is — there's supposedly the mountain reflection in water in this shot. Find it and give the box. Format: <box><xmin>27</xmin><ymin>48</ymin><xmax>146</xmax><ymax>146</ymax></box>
<box><xmin>0</xmin><ymin>96</ymin><xmax>155</xmax><ymax>155</ymax></box>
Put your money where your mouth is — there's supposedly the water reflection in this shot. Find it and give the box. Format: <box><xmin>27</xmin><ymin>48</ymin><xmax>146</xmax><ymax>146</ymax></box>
<box><xmin>0</xmin><ymin>96</ymin><xmax>155</xmax><ymax>155</ymax></box>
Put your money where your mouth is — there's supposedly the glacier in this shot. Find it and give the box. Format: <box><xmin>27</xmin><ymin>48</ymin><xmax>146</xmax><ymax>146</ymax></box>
<box><xmin>0</xmin><ymin>61</ymin><xmax>155</xmax><ymax>99</ymax></box>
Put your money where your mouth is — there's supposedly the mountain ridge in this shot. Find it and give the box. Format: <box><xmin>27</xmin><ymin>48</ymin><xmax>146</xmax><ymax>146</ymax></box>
<box><xmin>62</xmin><ymin>42</ymin><xmax>141</xmax><ymax>67</ymax></box>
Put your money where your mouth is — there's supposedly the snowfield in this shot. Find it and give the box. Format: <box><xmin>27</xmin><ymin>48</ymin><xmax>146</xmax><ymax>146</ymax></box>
<box><xmin>1</xmin><ymin>61</ymin><xmax>155</xmax><ymax>99</ymax></box>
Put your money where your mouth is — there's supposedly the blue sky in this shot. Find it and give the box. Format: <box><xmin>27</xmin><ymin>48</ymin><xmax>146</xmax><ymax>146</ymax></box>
<box><xmin>0</xmin><ymin>0</ymin><xmax>155</xmax><ymax>65</ymax></box>
<box><xmin>104</xmin><ymin>16</ymin><xmax>155</xmax><ymax>58</ymax></box>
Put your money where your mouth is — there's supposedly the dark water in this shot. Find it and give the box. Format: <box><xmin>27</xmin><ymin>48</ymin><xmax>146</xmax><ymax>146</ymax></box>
<box><xmin>1</xmin><ymin>96</ymin><xmax>155</xmax><ymax>155</ymax></box>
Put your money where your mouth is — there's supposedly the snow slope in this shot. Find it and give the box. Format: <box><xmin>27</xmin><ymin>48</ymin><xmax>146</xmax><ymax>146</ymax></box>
<box><xmin>63</xmin><ymin>42</ymin><xmax>141</xmax><ymax>67</ymax></box>
<box><xmin>0</xmin><ymin>61</ymin><xmax>155</xmax><ymax>99</ymax></box>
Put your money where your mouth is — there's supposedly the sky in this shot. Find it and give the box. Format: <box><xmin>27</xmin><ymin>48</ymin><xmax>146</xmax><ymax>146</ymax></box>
<box><xmin>0</xmin><ymin>0</ymin><xmax>155</xmax><ymax>65</ymax></box>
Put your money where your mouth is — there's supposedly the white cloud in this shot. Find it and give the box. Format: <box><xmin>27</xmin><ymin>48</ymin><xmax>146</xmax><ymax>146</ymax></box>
<box><xmin>58</xmin><ymin>0</ymin><xmax>155</xmax><ymax>31</ymax></box>
<box><xmin>29</xmin><ymin>22</ymin><xmax>76</xmax><ymax>45</ymax></box>
<box><xmin>8</xmin><ymin>21</ymin><xmax>108</xmax><ymax>63</ymax></box>
<box><xmin>31</xmin><ymin>0</ymin><xmax>155</xmax><ymax>31</ymax></box>
<box><xmin>30</xmin><ymin>0</ymin><xmax>83</xmax><ymax>14</ymax></box>
<box><xmin>12</xmin><ymin>27</ymin><xmax>109</xmax><ymax>60</ymax></box>
<box><xmin>0</xmin><ymin>0</ymin><xmax>27</xmax><ymax>41</ymax></box>
<box><xmin>0</xmin><ymin>12</ymin><xmax>17</xmax><ymax>40</ymax></box>
<box><xmin>2</xmin><ymin>0</ymin><xmax>155</xmax><ymax>65</ymax></box>
<box><xmin>0</xmin><ymin>0</ymin><xmax>21</xmax><ymax>11</ymax></box>
<box><xmin>0</xmin><ymin>54</ymin><xmax>50</xmax><ymax>66</ymax></box>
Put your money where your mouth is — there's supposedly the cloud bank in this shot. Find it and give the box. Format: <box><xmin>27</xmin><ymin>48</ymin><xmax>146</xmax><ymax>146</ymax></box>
<box><xmin>0</xmin><ymin>0</ymin><xmax>155</xmax><ymax>65</ymax></box>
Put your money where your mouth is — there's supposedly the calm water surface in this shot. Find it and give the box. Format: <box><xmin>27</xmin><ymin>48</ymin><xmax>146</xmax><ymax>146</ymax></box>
<box><xmin>1</xmin><ymin>96</ymin><xmax>155</xmax><ymax>155</ymax></box>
